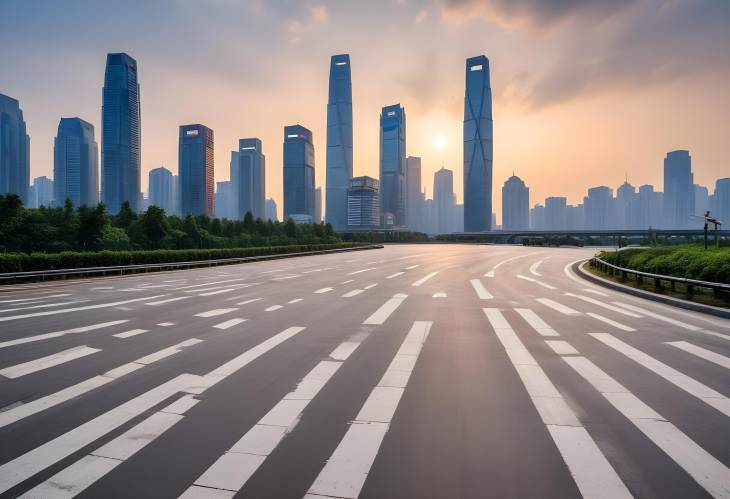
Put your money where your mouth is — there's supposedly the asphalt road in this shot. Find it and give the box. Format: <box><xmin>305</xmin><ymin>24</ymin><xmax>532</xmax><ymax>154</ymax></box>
<box><xmin>0</xmin><ymin>244</ymin><xmax>728</xmax><ymax>499</ymax></box>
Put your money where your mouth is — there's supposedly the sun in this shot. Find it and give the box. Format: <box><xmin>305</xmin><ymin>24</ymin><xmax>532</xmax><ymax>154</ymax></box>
<box><xmin>434</xmin><ymin>135</ymin><xmax>447</xmax><ymax>151</ymax></box>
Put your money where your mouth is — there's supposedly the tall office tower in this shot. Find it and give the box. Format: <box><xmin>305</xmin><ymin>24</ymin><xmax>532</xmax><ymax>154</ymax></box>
<box><xmin>179</xmin><ymin>124</ymin><xmax>214</xmax><ymax>216</ymax></box>
<box><xmin>712</xmin><ymin>178</ymin><xmax>730</xmax><ymax>226</ymax></box>
<box><xmin>615</xmin><ymin>181</ymin><xmax>638</xmax><ymax>229</ymax></box>
<box><xmin>544</xmin><ymin>196</ymin><xmax>567</xmax><ymax>230</ymax></box>
<box><xmin>379</xmin><ymin>104</ymin><xmax>406</xmax><ymax>226</ymax></box>
<box><xmin>31</xmin><ymin>176</ymin><xmax>54</xmax><ymax>208</ymax></box>
<box><xmin>283</xmin><ymin>125</ymin><xmax>315</xmax><ymax>222</ymax></box>
<box><xmin>231</xmin><ymin>138</ymin><xmax>265</xmax><ymax>220</ymax></box>
<box><xmin>265</xmin><ymin>198</ymin><xmax>278</xmax><ymax>222</ymax></box>
<box><xmin>501</xmin><ymin>175</ymin><xmax>529</xmax><ymax>230</ymax></box>
<box><xmin>148</xmin><ymin>166</ymin><xmax>174</xmax><ymax>214</ymax></box>
<box><xmin>663</xmin><ymin>150</ymin><xmax>694</xmax><ymax>228</ymax></box>
<box><xmin>54</xmin><ymin>118</ymin><xmax>98</xmax><ymax>208</ymax></box>
<box><xmin>325</xmin><ymin>54</ymin><xmax>353</xmax><ymax>230</ymax></box>
<box><xmin>463</xmin><ymin>55</ymin><xmax>493</xmax><ymax>232</ymax></box>
<box><xmin>585</xmin><ymin>186</ymin><xmax>613</xmax><ymax>229</ymax></box>
<box><xmin>694</xmin><ymin>184</ymin><xmax>709</xmax><ymax>216</ymax></box>
<box><xmin>215</xmin><ymin>181</ymin><xmax>235</xmax><ymax>219</ymax></box>
<box><xmin>433</xmin><ymin>167</ymin><xmax>455</xmax><ymax>233</ymax></box>
<box><xmin>406</xmin><ymin>156</ymin><xmax>422</xmax><ymax>231</ymax></box>
<box><xmin>314</xmin><ymin>187</ymin><xmax>322</xmax><ymax>223</ymax></box>
<box><xmin>172</xmin><ymin>174</ymin><xmax>180</xmax><ymax>215</ymax></box>
<box><xmin>102</xmin><ymin>53</ymin><xmax>141</xmax><ymax>213</ymax></box>
<box><xmin>638</xmin><ymin>184</ymin><xmax>662</xmax><ymax>228</ymax></box>
<box><xmin>0</xmin><ymin>94</ymin><xmax>30</xmax><ymax>205</ymax></box>
<box><xmin>347</xmin><ymin>176</ymin><xmax>380</xmax><ymax>229</ymax></box>
<box><xmin>566</xmin><ymin>204</ymin><xmax>584</xmax><ymax>230</ymax></box>
<box><xmin>530</xmin><ymin>204</ymin><xmax>545</xmax><ymax>230</ymax></box>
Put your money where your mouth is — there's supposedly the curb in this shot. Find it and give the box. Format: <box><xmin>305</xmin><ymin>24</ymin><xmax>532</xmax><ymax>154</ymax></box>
<box><xmin>573</xmin><ymin>260</ymin><xmax>730</xmax><ymax>320</ymax></box>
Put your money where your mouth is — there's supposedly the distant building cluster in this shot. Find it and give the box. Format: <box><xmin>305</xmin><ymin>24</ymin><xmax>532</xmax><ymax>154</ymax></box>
<box><xmin>2</xmin><ymin>51</ymin><xmax>727</xmax><ymax>232</ymax></box>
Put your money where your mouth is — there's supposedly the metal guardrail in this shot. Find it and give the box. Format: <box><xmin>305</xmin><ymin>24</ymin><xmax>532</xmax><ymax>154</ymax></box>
<box><xmin>589</xmin><ymin>256</ymin><xmax>730</xmax><ymax>298</ymax></box>
<box><xmin>0</xmin><ymin>245</ymin><xmax>383</xmax><ymax>285</ymax></box>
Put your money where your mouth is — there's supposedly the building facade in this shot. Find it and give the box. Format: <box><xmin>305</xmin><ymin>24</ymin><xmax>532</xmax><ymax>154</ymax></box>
<box><xmin>179</xmin><ymin>124</ymin><xmax>214</xmax><ymax>216</ymax></box>
<box><xmin>283</xmin><ymin>125</ymin><xmax>315</xmax><ymax>222</ymax></box>
<box><xmin>406</xmin><ymin>156</ymin><xmax>422</xmax><ymax>231</ymax></box>
<box><xmin>379</xmin><ymin>104</ymin><xmax>406</xmax><ymax>226</ymax></box>
<box><xmin>347</xmin><ymin>176</ymin><xmax>380</xmax><ymax>229</ymax></box>
<box><xmin>148</xmin><ymin>166</ymin><xmax>174</xmax><ymax>214</ymax></box>
<box><xmin>663</xmin><ymin>150</ymin><xmax>694</xmax><ymax>228</ymax></box>
<box><xmin>501</xmin><ymin>175</ymin><xmax>529</xmax><ymax>230</ymax></box>
<box><xmin>265</xmin><ymin>198</ymin><xmax>278</xmax><ymax>222</ymax></box>
<box><xmin>325</xmin><ymin>54</ymin><xmax>353</xmax><ymax>230</ymax></box>
<box><xmin>585</xmin><ymin>186</ymin><xmax>613</xmax><ymax>229</ymax></box>
<box><xmin>434</xmin><ymin>167</ymin><xmax>455</xmax><ymax>234</ymax></box>
<box><xmin>30</xmin><ymin>176</ymin><xmax>54</xmax><ymax>208</ymax></box>
<box><xmin>54</xmin><ymin>117</ymin><xmax>98</xmax><ymax>207</ymax></box>
<box><xmin>544</xmin><ymin>196</ymin><xmax>567</xmax><ymax>230</ymax></box>
<box><xmin>231</xmin><ymin>138</ymin><xmax>265</xmax><ymax>220</ymax></box>
<box><xmin>0</xmin><ymin>93</ymin><xmax>30</xmax><ymax>205</ymax></box>
<box><xmin>463</xmin><ymin>55</ymin><xmax>493</xmax><ymax>231</ymax></box>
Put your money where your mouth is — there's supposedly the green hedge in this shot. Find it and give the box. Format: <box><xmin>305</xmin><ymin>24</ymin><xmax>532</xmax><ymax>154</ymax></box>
<box><xmin>599</xmin><ymin>245</ymin><xmax>730</xmax><ymax>284</ymax></box>
<box><xmin>0</xmin><ymin>243</ymin><xmax>367</xmax><ymax>273</ymax></box>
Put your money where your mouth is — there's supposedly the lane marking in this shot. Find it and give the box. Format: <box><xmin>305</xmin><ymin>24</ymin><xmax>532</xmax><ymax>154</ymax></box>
<box><xmin>586</xmin><ymin>312</ymin><xmax>636</xmax><ymax>332</ymax></box>
<box><xmin>0</xmin><ymin>320</ymin><xmax>129</xmax><ymax>349</ymax></box>
<box><xmin>363</xmin><ymin>294</ymin><xmax>408</xmax><ymax>325</ymax></box>
<box><xmin>0</xmin><ymin>300</ymin><xmax>87</xmax><ymax>314</ymax></box>
<box><xmin>341</xmin><ymin>279</ymin><xmax>354</xmax><ymax>284</ymax></box>
<box><xmin>315</xmin><ymin>287</ymin><xmax>333</xmax><ymax>294</ymax></box>
<box><xmin>470</xmin><ymin>279</ymin><xmax>493</xmax><ymax>299</ymax></box>
<box><xmin>0</xmin><ymin>294</ymin><xmax>71</xmax><ymax>304</ymax></box>
<box><xmin>432</xmin><ymin>292</ymin><xmax>447</xmax><ymax>298</ymax></box>
<box><xmin>0</xmin><ymin>295</ymin><xmax>165</xmax><ymax>323</ymax></box>
<box><xmin>405</xmin><ymin>264</ymin><xmax>419</xmax><ymax>270</ymax></box>
<box><xmin>517</xmin><ymin>274</ymin><xmax>557</xmax><ymax>290</ymax></box>
<box><xmin>174</xmin><ymin>278</ymin><xmax>248</xmax><ymax>291</ymax></box>
<box><xmin>536</xmin><ymin>298</ymin><xmax>581</xmax><ymax>316</ymax></box>
<box><xmin>666</xmin><ymin>341</ymin><xmax>730</xmax><ymax>370</ymax></box>
<box><xmin>566</xmin><ymin>294</ymin><xmax>642</xmax><ymax>318</ymax></box>
<box><xmin>288</xmin><ymin>298</ymin><xmax>303</xmax><ymax>304</ymax></box>
<box><xmin>0</xmin><ymin>346</ymin><xmax>101</xmax><ymax>379</ymax></box>
<box><xmin>514</xmin><ymin>308</ymin><xmax>559</xmax><ymax>337</ymax></box>
<box><xmin>583</xmin><ymin>288</ymin><xmax>609</xmax><ymax>297</ymax></box>
<box><xmin>213</xmin><ymin>319</ymin><xmax>247</xmax><ymax>330</ymax></box>
<box><xmin>307</xmin><ymin>322</ymin><xmax>432</xmax><ymax>499</ymax></box>
<box><xmin>265</xmin><ymin>305</ymin><xmax>283</xmax><ymax>312</ymax></box>
<box><xmin>563</xmin><ymin>355</ymin><xmax>730</xmax><ymax>498</ymax></box>
<box><xmin>194</xmin><ymin>308</ymin><xmax>238</xmax><ymax>318</ymax></box>
<box><xmin>590</xmin><ymin>333</ymin><xmax>729</xmax><ymax>417</ymax></box>
<box><xmin>235</xmin><ymin>298</ymin><xmax>262</xmax><ymax>306</ymax></box>
<box><xmin>545</xmin><ymin>340</ymin><xmax>579</xmax><ymax>355</ymax></box>
<box><xmin>364</xmin><ymin>283</ymin><xmax>378</xmax><ymax>290</ymax></box>
<box><xmin>485</xmin><ymin>253</ymin><xmax>542</xmax><ymax>278</ymax></box>
<box><xmin>157</xmin><ymin>322</ymin><xmax>175</xmax><ymax>327</ymax></box>
<box><xmin>112</xmin><ymin>329</ymin><xmax>149</xmax><ymax>339</ymax></box>
<box><xmin>530</xmin><ymin>258</ymin><xmax>548</xmax><ymax>277</ymax></box>
<box><xmin>145</xmin><ymin>296</ymin><xmax>191</xmax><ymax>306</ymax></box>
<box><xmin>387</xmin><ymin>272</ymin><xmax>404</xmax><ymax>279</ymax></box>
<box><xmin>342</xmin><ymin>289</ymin><xmax>363</xmax><ymax>298</ymax></box>
<box><xmin>412</xmin><ymin>271</ymin><xmax>438</xmax><ymax>287</ymax></box>
<box><xmin>198</xmin><ymin>288</ymin><xmax>239</xmax><ymax>297</ymax></box>
<box><xmin>483</xmin><ymin>309</ymin><xmax>631</xmax><ymax>499</ymax></box>
<box><xmin>612</xmin><ymin>302</ymin><xmax>701</xmax><ymax>331</ymax></box>
<box><xmin>348</xmin><ymin>268</ymin><xmax>374</xmax><ymax>275</ymax></box>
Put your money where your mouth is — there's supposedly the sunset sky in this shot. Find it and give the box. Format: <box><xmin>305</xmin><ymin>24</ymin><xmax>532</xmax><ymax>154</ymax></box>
<box><xmin>1</xmin><ymin>0</ymin><xmax>728</xmax><ymax>221</ymax></box>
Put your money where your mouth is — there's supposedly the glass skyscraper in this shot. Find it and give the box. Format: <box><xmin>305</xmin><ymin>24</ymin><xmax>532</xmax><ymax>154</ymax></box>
<box><xmin>283</xmin><ymin>125</ymin><xmax>315</xmax><ymax>222</ymax></box>
<box><xmin>463</xmin><ymin>55</ymin><xmax>493</xmax><ymax>232</ymax></box>
<box><xmin>0</xmin><ymin>93</ymin><xmax>30</xmax><ymax>205</ymax></box>
<box><xmin>179</xmin><ymin>124</ymin><xmax>214</xmax><ymax>216</ymax></box>
<box><xmin>501</xmin><ymin>175</ymin><xmax>529</xmax><ymax>230</ymax></box>
<box><xmin>325</xmin><ymin>54</ymin><xmax>353</xmax><ymax>231</ymax></box>
<box><xmin>379</xmin><ymin>104</ymin><xmax>406</xmax><ymax>226</ymax></box>
<box><xmin>406</xmin><ymin>156</ymin><xmax>422</xmax><ymax>231</ymax></box>
<box><xmin>231</xmin><ymin>138</ymin><xmax>265</xmax><ymax>220</ymax></box>
<box><xmin>663</xmin><ymin>150</ymin><xmax>694</xmax><ymax>228</ymax></box>
<box><xmin>102</xmin><ymin>53</ymin><xmax>141</xmax><ymax>214</ymax></box>
<box><xmin>54</xmin><ymin>117</ymin><xmax>98</xmax><ymax>208</ymax></box>
<box><xmin>148</xmin><ymin>166</ymin><xmax>174</xmax><ymax>214</ymax></box>
<box><xmin>347</xmin><ymin>176</ymin><xmax>380</xmax><ymax>229</ymax></box>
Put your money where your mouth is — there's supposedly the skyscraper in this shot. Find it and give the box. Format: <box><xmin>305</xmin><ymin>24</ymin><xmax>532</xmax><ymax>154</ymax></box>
<box><xmin>231</xmin><ymin>138</ymin><xmax>265</xmax><ymax>220</ymax></box>
<box><xmin>325</xmin><ymin>54</ymin><xmax>353</xmax><ymax>230</ymax></box>
<box><xmin>265</xmin><ymin>198</ymin><xmax>278</xmax><ymax>222</ymax></box>
<box><xmin>434</xmin><ymin>167</ymin><xmax>455</xmax><ymax>234</ymax></box>
<box><xmin>101</xmin><ymin>53</ymin><xmax>141</xmax><ymax>214</ymax></box>
<box><xmin>638</xmin><ymin>184</ymin><xmax>663</xmax><ymax>229</ymax></box>
<box><xmin>663</xmin><ymin>150</ymin><xmax>694</xmax><ymax>228</ymax></box>
<box><xmin>54</xmin><ymin>118</ymin><xmax>98</xmax><ymax>208</ymax></box>
<box><xmin>283</xmin><ymin>125</ymin><xmax>315</xmax><ymax>222</ymax></box>
<box><xmin>347</xmin><ymin>176</ymin><xmax>380</xmax><ymax>229</ymax></box>
<box><xmin>148</xmin><ymin>166</ymin><xmax>174</xmax><ymax>214</ymax></box>
<box><xmin>463</xmin><ymin>55</ymin><xmax>493</xmax><ymax>232</ymax></box>
<box><xmin>712</xmin><ymin>178</ymin><xmax>730</xmax><ymax>227</ymax></box>
<box><xmin>379</xmin><ymin>104</ymin><xmax>406</xmax><ymax>226</ymax></box>
<box><xmin>544</xmin><ymin>196</ymin><xmax>567</xmax><ymax>230</ymax></box>
<box><xmin>215</xmin><ymin>180</ymin><xmax>234</xmax><ymax>219</ymax></box>
<box><xmin>0</xmin><ymin>93</ymin><xmax>30</xmax><ymax>205</ymax></box>
<box><xmin>585</xmin><ymin>186</ymin><xmax>613</xmax><ymax>229</ymax></box>
<box><xmin>314</xmin><ymin>187</ymin><xmax>322</xmax><ymax>223</ymax></box>
<box><xmin>501</xmin><ymin>175</ymin><xmax>529</xmax><ymax>230</ymax></box>
<box><xmin>406</xmin><ymin>156</ymin><xmax>422</xmax><ymax>231</ymax></box>
<box><xmin>179</xmin><ymin>124</ymin><xmax>214</xmax><ymax>216</ymax></box>
<box><xmin>30</xmin><ymin>176</ymin><xmax>54</xmax><ymax>208</ymax></box>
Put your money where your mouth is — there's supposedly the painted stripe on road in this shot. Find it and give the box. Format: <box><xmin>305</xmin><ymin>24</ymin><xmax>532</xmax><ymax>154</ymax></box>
<box><xmin>586</xmin><ymin>312</ymin><xmax>636</xmax><ymax>332</ymax></box>
<box><xmin>199</xmin><ymin>288</ymin><xmax>239</xmax><ymax>297</ymax></box>
<box><xmin>530</xmin><ymin>258</ymin><xmax>548</xmax><ymax>277</ymax></box>
<box><xmin>612</xmin><ymin>302</ymin><xmax>702</xmax><ymax>331</ymax></box>
<box><xmin>536</xmin><ymin>298</ymin><xmax>581</xmax><ymax>316</ymax></box>
<box><xmin>514</xmin><ymin>308</ymin><xmax>559</xmax><ymax>337</ymax></box>
<box><xmin>666</xmin><ymin>341</ymin><xmax>730</xmax><ymax>370</ymax></box>
<box><xmin>235</xmin><ymin>298</ymin><xmax>262</xmax><ymax>306</ymax></box>
<box><xmin>470</xmin><ymin>279</ymin><xmax>493</xmax><ymax>299</ymax></box>
<box><xmin>567</xmin><ymin>294</ymin><xmax>642</xmax><ymax>318</ymax></box>
<box><xmin>145</xmin><ymin>296</ymin><xmax>191</xmax><ymax>306</ymax></box>
<box><xmin>315</xmin><ymin>287</ymin><xmax>333</xmax><ymax>294</ymax></box>
<box><xmin>112</xmin><ymin>329</ymin><xmax>149</xmax><ymax>339</ymax></box>
<box><xmin>265</xmin><ymin>305</ymin><xmax>283</xmax><ymax>312</ymax></box>
<box><xmin>412</xmin><ymin>271</ymin><xmax>438</xmax><ymax>287</ymax></box>
<box><xmin>342</xmin><ymin>289</ymin><xmax>363</xmax><ymax>298</ymax></box>
<box><xmin>387</xmin><ymin>272</ymin><xmax>404</xmax><ymax>279</ymax></box>
<box><xmin>213</xmin><ymin>318</ymin><xmax>247</xmax><ymax>330</ymax></box>
<box><xmin>0</xmin><ymin>295</ymin><xmax>165</xmax><ymax>323</ymax></box>
<box><xmin>195</xmin><ymin>308</ymin><xmax>238</xmax><ymax>318</ymax></box>
<box><xmin>517</xmin><ymin>274</ymin><xmax>556</xmax><ymax>290</ymax></box>
<box><xmin>0</xmin><ymin>320</ymin><xmax>129</xmax><ymax>349</ymax></box>
<box><xmin>363</xmin><ymin>294</ymin><xmax>408</xmax><ymax>325</ymax></box>
<box><xmin>348</xmin><ymin>268</ymin><xmax>374</xmax><ymax>275</ymax></box>
<box><xmin>0</xmin><ymin>346</ymin><xmax>101</xmax><ymax>379</ymax></box>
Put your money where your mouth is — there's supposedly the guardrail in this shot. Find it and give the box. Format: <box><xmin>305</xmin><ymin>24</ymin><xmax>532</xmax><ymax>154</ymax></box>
<box><xmin>0</xmin><ymin>245</ymin><xmax>383</xmax><ymax>285</ymax></box>
<box><xmin>589</xmin><ymin>256</ymin><xmax>730</xmax><ymax>299</ymax></box>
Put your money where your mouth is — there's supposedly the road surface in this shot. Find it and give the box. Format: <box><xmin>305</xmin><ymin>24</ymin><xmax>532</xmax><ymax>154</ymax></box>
<box><xmin>0</xmin><ymin>244</ymin><xmax>728</xmax><ymax>498</ymax></box>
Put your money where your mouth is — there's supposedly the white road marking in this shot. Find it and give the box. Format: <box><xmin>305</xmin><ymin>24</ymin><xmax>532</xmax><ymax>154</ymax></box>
<box><xmin>666</xmin><ymin>341</ymin><xmax>730</xmax><ymax>369</ymax></box>
<box><xmin>514</xmin><ymin>308</ymin><xmax>559</xmax><ymax>337</ymax></box>
<box><xmin>0</xmin><ymin>300</ymin><xmax>88</xmax><ymax>313</ymax></box>
<box><xmin>586</xmin><ymin>312</ymin><xmax>636</xmax><ymax>332</ymax></box>
<box><xmin>566</xmin><ymin>294</ymin><xmax>643</xmax><ymax>318</ymax></box>
<box><xmin>186</xmin><ymin>333</ymin><xmax>369</xmax><ymax>496</ymax></box>
<box><xmin>315</xmin><ymin>287</ymin><xmax>333</xmax><ymax>294</ymax></box>
<box><xmin>405</xmin><ymin>264</ymin><xmax>419</xmax><ymax>270</ymax></box>
<box><xmin>590</xmin><ymin>333</ymin><xmax>730</xmax><ymax>417</ymax></box>
<box><xmin>432</xmin><ymin>292</ymin><xmax>447</xmax><ymax>298</ymax></box>
<box><xmin>135</xmin><ymin>339</ymin><xmax>203</xmax><ymax>365</ymax></box>
<box><xmin>235</xmin><ymin>298</ymin><xmax>262</xmax><ymax>306</ymax></box>
<box><xmin>194</xmin><ymin>308</ymin><xmax>238</xmax><ymax>318</ymax></box>
<box><xmin>0</xmin><ymin>346</ymin><xmax>101</xmax><ymax>379</ymax></box>
<box><xmin>387</xmin><ymin>272</ymin><xmax>404</xmax><ymax>279</ymax></box>
<box><xmin>612</xmin><ymin>302</ymin><xmax>702</xmax><ymax>331</ymax></box>
<box><xmin>265</xmin><ymin>305</ymin><xmax>283</xmax><ymax>312</ymax></box>
<box><xmin>545</xmin><ymin>340</ymin><xmax>579</xmax><ymax>355</ymax></box>
<box><xmin>157</xmin><ymin>322</ymin><xmax>175</xmax><ymax>327</ymax></box>
<box><xmin>412</xmin><ymin>271</ymin><xmax>438</xmax><ymax>286</ymax></box>
<box><xmin>175</xmin><ymin>278</ymin><xmax>248</xmax><ymax>290</ymax></box>
<box><xmin>112</xmin><ymin>329</ymin><xmax>149</xmax><ymax>339</ymax></box>
<box><xmin>307</xmin><ymin>322</ymin><xmax>432</xmax><ymax>499</ymax></box>
<box><xmin>0</xmin><ymin>295</ymin><xmax>165</xmax><ymax>323</ymax></box>
<box><xmin>0</xmin><ymin>293</ymin><xmax>71</xmax><ymax>304</ymax></box>
<box><xmin>530</xmin><ymin>257</ymin><xmax>548</xmax><ymax>277</ymax></box>
<box><xmin>583</xmin><ymin>288</ymin><xmax>609</xmax><ymax>297</ymax></box>
<box><xmin>483</xmin><ymin>309</ymin><xmax>631</xmax><ymax>499</ymax></box>
<box><xmin>516</xmin><ymin>274</ymin><xmax>556</xmax><ymax>290</ymax></box>
<box><xmin>213</xmin><ymin>318</ymin><xmax>247</xmax><ymax>330</ymax></box>
<box><xmin>536</xmin><ymin>298</ymin><xmax>581</xmax><ymax>316</ymax></box>
<box><xmin>288</xmin><ymin>298</ymin><xmax>303</xmax><ymax>304</ymax></box>
<box><xmin>0</xmin><ymin>319</ymin><xmax>129</xmax><ymax>349</ymax></box>
<box><xmin>363</xmin><ymin>294</ymin><xmax>408</xmax><ymax>325</ymax></box>
<box><xmin>271</xmin><ymin>274</ymin><xmax>300</xmax><ymax>280</ymax></box>
<box><xmin>341</xmin><ymin>279</ymin><xmax>354</xmax><ymax>284</ymax></box>
<box><xmin>198</xmin><ymin>288</ymin><xmax>239</xmax><ymax>297</ymax></box>
<box><xmin>364</xmin><ymin>283</ymin><xmax>378</xmax><ymax>290</ymax></box>
<box><xmin>485</xmin><ymin>253</ymin><xmax>542</xmax><ymax>278</ymax></box>
<box><xmin>342</xmin><ymin>289</ymin><xmax>364</xmax><ymax>298</ymax></box>
<box><xmin>145</xmin><ymin>296</ymin><xmax>191</xmax><ymax>306</ymax></box>
<box><xmin>563</xmin><ymin>355</ymin><xmax>730</xmax><ymax>498</ymax></box>
<box><xmin>470</xmin><ymin>279</ymin><xmax>493</xmax><ymax>299</ymax></box>
<box><xmin>348</xmin><ymin>268</ymin><xmax>375</xmax><ymax>275</ymax></box>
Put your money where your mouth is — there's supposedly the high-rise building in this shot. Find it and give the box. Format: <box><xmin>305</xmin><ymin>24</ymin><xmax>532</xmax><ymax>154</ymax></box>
<box><xmin>0</xmin><ymin>93</ymin><xmax>30</xmax><ymax>205</ymax></box>
<box><xmin>172</xmin><ymin>174</ymin><xmax>180</xmax><ymax>215</ymax></box>
<box><xmin>434</xmin><ymin>167</ymin><xmax>455</xmax><ymax>234</ymax></box>
<box><xmin>566</xmin><ymin>204</ymin><xmax>584</xmax><ymax>230</ymax></box>
<box><xmin>148</xmin><ymin>166</ymin><xmax>174</xmax><ymax>214</ymax></box>
<box><xmin>585</xmin><ymin>186</ymin><xmax>613</xmax><ymax>229</ymax></box>
<box><xmin>663</xmin><ymin>150</ymin><xmax>694</xmax><ymax>228</ymax></box>
<box><xmin>325</xmin><ymin>54</ymin><xmax>353</xmax><ymax>231</ymax></box>
<box><xmin>102</xmin><ymin>53</ymin><xmax>141</xmax><ymax>214</ymax></box>
<box><xmin>314</xmin><ymin>187</ymin><xmax>322</xmax><ymax>223</ymax></box>
<box><xmin>615</xmin><ymin>181</ymin><xmax>638</xmax><ymax>229</ymax></box>
<box><xmin>694</xmin><ymin>184</ymin><xmax>710</xmax><ymax>218</ymax></box>
<box><xmin>463</xmin><ymin>55</ymin><xmax>493</xmax><ymax>232</ymax></box>
<box><xmin>179</xmin><ymin>124</ymin><xmax>214</xmax><ymax>216</ymax></box>
<box><xmin>283</xmin><ymin>125</ymin><xmax>315</xmax><ymax>222</ymax></box>
<box><xmin>265</xmin><ymin>198</ymin><xmax>278</xmax><ymax>222</ymax></box>
<box><xmin>347</xmin><ymin>176</ymin><xmax>379</xmax><ymax>229</ymax></box>
<box><xmin>530</xmin><ymin>203</ymin><xmax>545</xmax><ymax>230</ymax></box>
<box><xmin>406</xmin><ymin>156</ymin><xmax>422</xmax><ymax>231</ymax></box>
<box><xmin>215</xmin><ymin>180</ymin><xmax>235</xmax><ymax>219</ymax></box>
<box><xmin>712</xmin><ymin>178</ymin><xmax>730</xmax><ymax>227</ymax></box>
<box><xmin>379</xmin><ymin>104</ymin><xmax>406</xmax><ymax>226</ymax></box>
<box><xmin>231</xmin><ymin>138</ymin><xmax>265</xmax><ymax>220</ymax></box>
<box><xmin>544</xmin><ymin>196</ymin><xmax>567</xmax><ymax>230</ymax></box>
<box><xmin>54</xmin><ymin>118</ymin><xmax>98</xmax><ymax>208</ymax></box>
<box><xmin>30</xmin><ymin>176</ymin><xmax>54</xmax><ymax>208</ymax></box>
<box><xmin>638</xmin><ymin>184</ymin><xmax>663</xmax><ymax>229</ymax></box>
<box><xmin>501</xmin><ymin>175</ymin><xmax>529</xmax><ymax>230</ymax></box>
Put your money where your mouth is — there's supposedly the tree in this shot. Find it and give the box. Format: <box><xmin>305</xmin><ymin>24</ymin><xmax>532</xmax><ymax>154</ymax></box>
<box><xmin>115</xmin><ymin>201</ymin><xmax>137</xmax><ymax>229</ymax></box>
<box><xmin>129</xmin><ymin>206</ymin><xmax>171</xmax><ymax>249</ymax></box>
<box><xmin>284</xmin><ymin>218</ymin><xmax>297</xmax><ymax>238</ymax></box>
<box><xmin>78</xmin><ymin>204</ymin><xmax>109</xmax><ymax>251</ymax></box>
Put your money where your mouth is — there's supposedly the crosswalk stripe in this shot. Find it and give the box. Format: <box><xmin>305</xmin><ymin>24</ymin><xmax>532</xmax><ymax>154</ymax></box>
<box><xmin>0</xmin><ymin>346</ymin><xmax>101</xmax><ymax>379</ymax></box>
<box><xmin>536</xmin><ymin>298</ymin><xmax>581</xmax><ymax>316</ymax></box>
<box><xmin>363</xmin><ymin>294</ymin><xmax>407</xmax><ymax>325</ymax></box>
<box><xmin>0</xmin><ymin>320</ymin><xmax>129</xmax><ymax>349</ymax></box>
<box><xmin>306</xmin><ymin>321</ymin><xmax>432</xmax><ymax>499</ymax></box>
<box><xmin>666</xmin><ymin>341</ymin><xmax>730</xmax><ymax>370</ymax></box>
<box><xmin>470</xmin><ymin>279</ymin><xmax>493</xmax><ymax>299</ymax></box>
<box><xmin>514</xmin><ymin>308</ymin><xmax>559</xmax><ymax>336</ymax></box>
<box><xmin>563</xmin><ymin>356</ymin><xmax>730</xmax><ymax>498</ymax></box>
<box><xmin>586</xmin><ymin>312</ymin><xmax>636</xmax><ymax>332</ymax></box>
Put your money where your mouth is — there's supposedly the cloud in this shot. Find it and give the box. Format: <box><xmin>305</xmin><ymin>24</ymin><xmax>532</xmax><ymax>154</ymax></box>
<box><xmin>287</xmin><ymin>4</ymin><xmax>330</xmax><ymax>43</ymax></box>
<box><xmin>415</xmin><ymin>8</ymin><xmax>429</xmax><ymax>24</ymax></box>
